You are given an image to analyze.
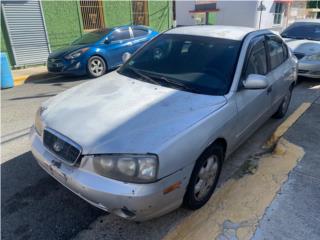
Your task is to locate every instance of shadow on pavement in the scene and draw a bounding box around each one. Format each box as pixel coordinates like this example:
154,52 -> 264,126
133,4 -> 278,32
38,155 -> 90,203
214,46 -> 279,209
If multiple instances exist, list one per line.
1,151 -> 105,240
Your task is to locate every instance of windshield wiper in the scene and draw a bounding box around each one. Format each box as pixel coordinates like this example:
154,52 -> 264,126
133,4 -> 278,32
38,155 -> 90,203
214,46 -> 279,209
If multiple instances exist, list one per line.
145,73 -> 199,93
126,67 -> 160,85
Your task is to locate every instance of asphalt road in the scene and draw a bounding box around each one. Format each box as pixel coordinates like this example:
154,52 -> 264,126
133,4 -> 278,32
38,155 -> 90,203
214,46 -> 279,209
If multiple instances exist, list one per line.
1,74 -> 320,240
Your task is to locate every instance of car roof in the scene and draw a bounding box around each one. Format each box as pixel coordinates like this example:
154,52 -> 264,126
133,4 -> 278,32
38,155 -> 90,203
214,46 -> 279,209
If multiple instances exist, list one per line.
165,25 -> 256,40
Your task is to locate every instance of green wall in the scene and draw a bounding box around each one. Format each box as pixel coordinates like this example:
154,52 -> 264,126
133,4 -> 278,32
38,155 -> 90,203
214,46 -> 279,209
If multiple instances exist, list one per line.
148,0 -> 171,32
1,13 -> 14,65
42,0 -> 83,51
103,0 -> 132,27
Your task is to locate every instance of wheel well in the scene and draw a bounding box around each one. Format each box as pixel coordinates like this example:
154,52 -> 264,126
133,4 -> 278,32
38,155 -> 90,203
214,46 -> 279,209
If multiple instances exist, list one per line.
211,138 -> 227,158
290,81 -> 295,90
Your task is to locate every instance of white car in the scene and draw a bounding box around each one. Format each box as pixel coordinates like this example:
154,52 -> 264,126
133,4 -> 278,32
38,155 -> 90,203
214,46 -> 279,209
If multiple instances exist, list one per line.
282,19 -> 320,79
31,26 -> 297,221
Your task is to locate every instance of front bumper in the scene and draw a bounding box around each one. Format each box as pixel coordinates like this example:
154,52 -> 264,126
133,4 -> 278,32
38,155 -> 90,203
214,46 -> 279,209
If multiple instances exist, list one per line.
30,127 -> 187,221
47,58 -> 87,76
298,60 -> 320,79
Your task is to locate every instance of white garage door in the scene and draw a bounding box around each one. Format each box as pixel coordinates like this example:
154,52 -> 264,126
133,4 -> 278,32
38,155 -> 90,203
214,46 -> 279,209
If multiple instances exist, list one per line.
1,0 -> 50,66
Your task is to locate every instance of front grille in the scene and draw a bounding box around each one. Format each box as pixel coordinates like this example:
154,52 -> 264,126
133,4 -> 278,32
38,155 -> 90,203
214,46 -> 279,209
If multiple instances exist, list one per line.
43,129 -> 81,165
48,58 -> 62,63
294,53 -> 305,60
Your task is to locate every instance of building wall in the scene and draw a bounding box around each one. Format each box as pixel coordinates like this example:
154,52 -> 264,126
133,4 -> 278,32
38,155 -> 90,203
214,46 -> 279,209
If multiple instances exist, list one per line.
42,1 -> 83,51
216,1 -> 258,28
289,0 -> 307,24
176,0 -> 196,26
148,0 -> 171,32
103,0 -> 132,27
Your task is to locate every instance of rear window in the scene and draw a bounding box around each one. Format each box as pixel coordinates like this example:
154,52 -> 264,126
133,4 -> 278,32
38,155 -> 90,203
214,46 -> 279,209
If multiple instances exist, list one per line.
281,22 -> 320,41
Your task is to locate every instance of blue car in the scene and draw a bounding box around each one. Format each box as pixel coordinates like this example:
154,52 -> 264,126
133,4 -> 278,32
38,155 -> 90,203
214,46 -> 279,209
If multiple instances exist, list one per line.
47,25 -> 158,78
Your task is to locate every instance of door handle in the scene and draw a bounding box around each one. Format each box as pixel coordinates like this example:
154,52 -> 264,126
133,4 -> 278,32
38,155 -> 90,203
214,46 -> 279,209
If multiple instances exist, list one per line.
267,86 -> 272,94
127,42 -> 133,46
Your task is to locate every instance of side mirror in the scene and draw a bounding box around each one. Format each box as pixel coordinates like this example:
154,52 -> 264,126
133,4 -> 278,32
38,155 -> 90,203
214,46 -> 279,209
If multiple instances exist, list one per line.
243,74 -> 268,90
122,52 -> 131,63
104,38 -> 110,44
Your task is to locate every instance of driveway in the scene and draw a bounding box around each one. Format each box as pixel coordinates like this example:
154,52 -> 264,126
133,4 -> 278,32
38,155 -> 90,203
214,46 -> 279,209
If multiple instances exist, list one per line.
1,75 -> 320,240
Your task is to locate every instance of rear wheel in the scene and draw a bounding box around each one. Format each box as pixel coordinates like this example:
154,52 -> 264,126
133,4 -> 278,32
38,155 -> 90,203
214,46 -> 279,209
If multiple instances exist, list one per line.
272,87 -> 292,119
183,145 -> 223,209
87,56 -> 107,78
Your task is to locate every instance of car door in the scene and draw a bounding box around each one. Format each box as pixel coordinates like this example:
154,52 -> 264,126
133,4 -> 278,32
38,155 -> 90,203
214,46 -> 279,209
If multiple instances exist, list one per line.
131,26 -> 150,52
234,35 -> 273,142
265,35 -> 293,109
104,27 -> 134,67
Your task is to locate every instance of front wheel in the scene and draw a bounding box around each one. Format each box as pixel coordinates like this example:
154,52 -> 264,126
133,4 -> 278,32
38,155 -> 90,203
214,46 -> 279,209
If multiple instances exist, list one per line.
183,145 -> 223,210
272,87 -> 292,119
87,56 -> 107,78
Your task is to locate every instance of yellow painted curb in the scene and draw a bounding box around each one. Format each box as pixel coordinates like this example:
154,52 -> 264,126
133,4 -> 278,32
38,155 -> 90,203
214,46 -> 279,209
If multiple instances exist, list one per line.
14,75 -> 29,86
164,103 -> 311,240
264,102 -> 311,149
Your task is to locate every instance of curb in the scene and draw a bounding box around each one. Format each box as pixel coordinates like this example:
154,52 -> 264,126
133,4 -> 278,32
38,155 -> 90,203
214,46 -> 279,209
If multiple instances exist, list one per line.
13,75 -> 29,86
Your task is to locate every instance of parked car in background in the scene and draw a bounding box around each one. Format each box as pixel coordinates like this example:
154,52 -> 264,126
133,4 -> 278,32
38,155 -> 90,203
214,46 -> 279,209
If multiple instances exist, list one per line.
282,19 -> 320,79
47,25 -> 158,78
31,26 -> 297,221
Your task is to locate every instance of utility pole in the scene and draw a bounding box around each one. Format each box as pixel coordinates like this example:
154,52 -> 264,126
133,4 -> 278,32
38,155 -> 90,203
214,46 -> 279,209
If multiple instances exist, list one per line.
257,1 -> 266,29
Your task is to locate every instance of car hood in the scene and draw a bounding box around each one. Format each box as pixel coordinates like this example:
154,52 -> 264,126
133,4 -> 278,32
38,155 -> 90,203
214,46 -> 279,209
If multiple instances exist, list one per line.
48,44 -> 90,58
42,71 -> 227,154
284,38 -> 320,55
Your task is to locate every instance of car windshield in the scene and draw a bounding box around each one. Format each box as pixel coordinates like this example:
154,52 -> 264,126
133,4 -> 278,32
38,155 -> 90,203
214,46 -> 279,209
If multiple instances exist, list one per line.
72,29 -> 112,45
281,23 -> 320,41
118,34 -> 242,95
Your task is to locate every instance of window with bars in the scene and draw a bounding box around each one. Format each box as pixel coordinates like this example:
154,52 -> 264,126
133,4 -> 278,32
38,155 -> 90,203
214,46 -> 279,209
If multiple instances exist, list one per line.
273,2 -> 284,25
80,0 -> 105,31
132,0 -> 149,25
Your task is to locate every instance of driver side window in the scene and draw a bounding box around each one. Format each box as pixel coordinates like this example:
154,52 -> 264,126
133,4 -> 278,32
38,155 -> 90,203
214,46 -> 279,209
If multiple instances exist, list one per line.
109,28 -> 131,42
244,38 -> 268,79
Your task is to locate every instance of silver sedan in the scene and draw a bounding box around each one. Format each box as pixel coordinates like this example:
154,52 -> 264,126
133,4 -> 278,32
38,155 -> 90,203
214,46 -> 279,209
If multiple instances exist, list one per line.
282,19 -> 320,79
30,26 -> 297,221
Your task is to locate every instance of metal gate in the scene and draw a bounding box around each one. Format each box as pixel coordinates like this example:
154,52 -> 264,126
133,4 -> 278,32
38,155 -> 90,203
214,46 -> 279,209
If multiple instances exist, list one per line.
1,0 -> 50,66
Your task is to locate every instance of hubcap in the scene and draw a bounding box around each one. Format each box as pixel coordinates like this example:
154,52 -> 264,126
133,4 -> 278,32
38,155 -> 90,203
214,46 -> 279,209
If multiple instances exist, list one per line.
194,155 -> 219,201
90,58 -> 104,76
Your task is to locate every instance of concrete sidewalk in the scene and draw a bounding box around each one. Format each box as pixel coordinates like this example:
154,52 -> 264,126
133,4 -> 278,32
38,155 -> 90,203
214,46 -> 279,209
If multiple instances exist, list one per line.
253,98 -> 320,240
12,65 -> 51,86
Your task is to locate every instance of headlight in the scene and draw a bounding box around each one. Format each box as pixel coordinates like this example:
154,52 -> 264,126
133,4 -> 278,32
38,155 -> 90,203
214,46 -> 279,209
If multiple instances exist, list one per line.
34,106 -> 46,136
303,53 -> 320,61
83,154 -> 158,183
65,47 -> 89,60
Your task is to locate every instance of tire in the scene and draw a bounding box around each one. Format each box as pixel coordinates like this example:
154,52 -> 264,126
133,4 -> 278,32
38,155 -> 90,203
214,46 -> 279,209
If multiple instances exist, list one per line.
272,86 -> 293,119
87,56 -> 107,78
183,145 -> 223,210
